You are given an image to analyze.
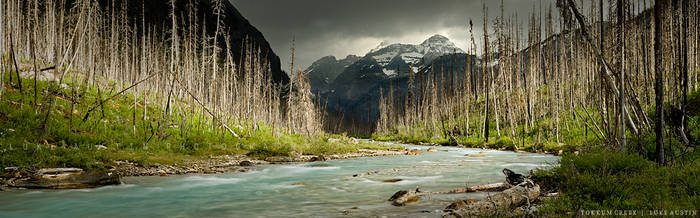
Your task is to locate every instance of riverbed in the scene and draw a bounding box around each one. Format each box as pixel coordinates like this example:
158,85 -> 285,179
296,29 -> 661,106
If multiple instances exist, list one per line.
0,143 -> 559,217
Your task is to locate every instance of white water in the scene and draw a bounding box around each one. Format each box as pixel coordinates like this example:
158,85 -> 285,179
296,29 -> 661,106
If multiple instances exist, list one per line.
0,143 -> 559,217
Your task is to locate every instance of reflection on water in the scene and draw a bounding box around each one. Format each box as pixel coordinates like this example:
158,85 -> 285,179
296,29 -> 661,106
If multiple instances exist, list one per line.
0,143 -> 559,218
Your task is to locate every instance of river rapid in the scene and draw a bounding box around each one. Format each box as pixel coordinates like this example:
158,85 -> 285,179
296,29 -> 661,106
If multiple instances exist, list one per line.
0,143 -> 559,217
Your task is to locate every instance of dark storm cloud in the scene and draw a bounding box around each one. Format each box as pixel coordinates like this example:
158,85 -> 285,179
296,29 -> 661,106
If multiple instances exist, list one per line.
229,0 -> 566,72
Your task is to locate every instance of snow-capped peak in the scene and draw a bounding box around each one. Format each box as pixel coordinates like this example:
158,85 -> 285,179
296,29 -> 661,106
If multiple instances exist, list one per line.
370,40 -> 392,53
419,34 -> 464,56
367,35 -> 465,73
421,34 -> 451,45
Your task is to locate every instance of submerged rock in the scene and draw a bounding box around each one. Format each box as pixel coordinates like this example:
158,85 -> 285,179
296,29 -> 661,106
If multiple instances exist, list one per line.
382,179 -> 403,183
291,182 -> 307,186
427,147 -> 438,152
465,154 -> 486,157
307,163 -> 331,168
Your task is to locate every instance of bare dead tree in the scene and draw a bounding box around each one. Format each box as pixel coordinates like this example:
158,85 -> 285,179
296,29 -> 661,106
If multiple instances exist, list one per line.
654,0 -> 666,165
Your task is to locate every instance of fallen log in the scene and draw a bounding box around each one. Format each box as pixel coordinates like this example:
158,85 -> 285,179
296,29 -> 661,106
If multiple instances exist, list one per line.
435,182 -> 511,194
388,182 -> 511,206
6,169 -> 120,189
443,180 -> 541,217
388,168 -> 524,206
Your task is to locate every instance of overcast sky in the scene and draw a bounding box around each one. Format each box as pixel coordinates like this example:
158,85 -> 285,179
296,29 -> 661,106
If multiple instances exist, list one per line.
230,0 -> 593,71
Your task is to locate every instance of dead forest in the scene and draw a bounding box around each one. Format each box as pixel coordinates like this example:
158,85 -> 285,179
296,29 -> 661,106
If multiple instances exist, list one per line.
0,0 -> 324,141
376,0 -> 698,164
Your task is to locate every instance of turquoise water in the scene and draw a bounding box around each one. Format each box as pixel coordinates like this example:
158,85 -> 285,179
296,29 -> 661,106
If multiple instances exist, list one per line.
0,143 -> 559,217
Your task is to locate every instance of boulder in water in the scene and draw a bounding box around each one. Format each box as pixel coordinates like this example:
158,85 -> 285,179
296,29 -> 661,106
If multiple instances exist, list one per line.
388,189 -> 421,206
406,149 -> 421,155
310,155 -> 326,162
427,147 -> 438,152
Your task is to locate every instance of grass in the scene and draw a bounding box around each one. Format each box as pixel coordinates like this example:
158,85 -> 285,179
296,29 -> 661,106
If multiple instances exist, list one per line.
0,72 -> 398,173
371,115 -> 595,154
532,148 -> 700,214
529,89 -> 700,215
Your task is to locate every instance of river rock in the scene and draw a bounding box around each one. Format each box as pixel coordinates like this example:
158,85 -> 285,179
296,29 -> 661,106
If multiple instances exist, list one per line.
427,147 -> 438,152
310,155 -> 326,162
239,160 -> 253,166
157,170 -> 168,177
388,189 -> 421,206
265,156 -> 294,163
406,149 -> 421,155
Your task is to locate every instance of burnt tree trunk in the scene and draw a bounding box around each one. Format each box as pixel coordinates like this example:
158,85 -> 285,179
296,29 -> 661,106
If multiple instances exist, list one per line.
654,0 -> 666,165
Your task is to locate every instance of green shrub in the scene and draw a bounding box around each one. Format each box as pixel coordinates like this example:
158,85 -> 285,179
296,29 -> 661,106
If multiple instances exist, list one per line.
539,149 -> 700,214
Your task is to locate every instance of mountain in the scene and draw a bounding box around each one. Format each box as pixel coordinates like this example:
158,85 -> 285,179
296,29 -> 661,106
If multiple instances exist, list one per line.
306,55 -> 361,92
307,34 -> 469,129
362,34 -> 465,77
75,0 -> 289,84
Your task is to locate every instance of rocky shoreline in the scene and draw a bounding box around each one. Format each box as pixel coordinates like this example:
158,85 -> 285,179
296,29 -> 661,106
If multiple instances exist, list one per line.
1,148 -> 419,191
113,148 -> 416,177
